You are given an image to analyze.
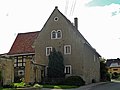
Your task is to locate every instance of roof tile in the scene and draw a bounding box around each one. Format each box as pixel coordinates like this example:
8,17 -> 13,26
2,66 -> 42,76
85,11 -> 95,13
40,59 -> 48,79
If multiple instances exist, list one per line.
8,31 -> 40,55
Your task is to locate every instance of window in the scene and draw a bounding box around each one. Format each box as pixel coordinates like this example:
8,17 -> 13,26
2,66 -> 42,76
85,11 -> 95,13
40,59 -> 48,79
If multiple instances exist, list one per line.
113,69 -> 118,71
46,47 -> 52,56
65,65 -> 72,75
64,45 -> 71,54
57,30 -> 62,39
54,17 -> 59,21
14,56 -> 26,67
14,63 -> 17,67
51,30 -> 62,39
51,30 -> 56,39
18,63 -> 22,66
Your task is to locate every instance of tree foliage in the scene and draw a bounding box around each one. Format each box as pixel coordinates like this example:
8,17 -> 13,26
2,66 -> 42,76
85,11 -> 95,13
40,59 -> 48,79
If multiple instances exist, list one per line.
0,70 -> 2,80
100,60 -> 111,81
47,48 -> 65,78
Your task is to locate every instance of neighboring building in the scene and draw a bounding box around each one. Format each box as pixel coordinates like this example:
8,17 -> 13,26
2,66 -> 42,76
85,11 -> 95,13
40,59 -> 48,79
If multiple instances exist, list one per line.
6,6 -> 101,84
7,31 -> 40,82
106,58 -> 120,74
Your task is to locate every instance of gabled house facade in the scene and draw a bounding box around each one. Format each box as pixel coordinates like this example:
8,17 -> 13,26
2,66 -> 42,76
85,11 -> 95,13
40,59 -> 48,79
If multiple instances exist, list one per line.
34,6 -> 101,84
6,6 -> 101,84
106,58 -> 120,74
7,31 -> 40,82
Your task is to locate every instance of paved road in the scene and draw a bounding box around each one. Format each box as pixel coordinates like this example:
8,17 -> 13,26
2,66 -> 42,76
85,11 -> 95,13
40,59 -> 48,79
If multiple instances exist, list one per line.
89,82 -> 120,90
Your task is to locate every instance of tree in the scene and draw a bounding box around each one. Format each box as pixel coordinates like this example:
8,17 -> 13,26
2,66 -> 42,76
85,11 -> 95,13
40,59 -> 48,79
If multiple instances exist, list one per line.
47,48 -> 65,78
100,59 -> 111,81
0,70 -> 2,85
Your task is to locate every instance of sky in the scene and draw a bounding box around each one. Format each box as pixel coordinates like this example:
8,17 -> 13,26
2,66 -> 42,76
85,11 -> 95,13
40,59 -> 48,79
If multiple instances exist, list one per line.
0,0 -> 120,59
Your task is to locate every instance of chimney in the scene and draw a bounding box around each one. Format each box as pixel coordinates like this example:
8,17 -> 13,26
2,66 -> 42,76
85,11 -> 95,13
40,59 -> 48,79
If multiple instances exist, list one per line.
74,17 -> 78,30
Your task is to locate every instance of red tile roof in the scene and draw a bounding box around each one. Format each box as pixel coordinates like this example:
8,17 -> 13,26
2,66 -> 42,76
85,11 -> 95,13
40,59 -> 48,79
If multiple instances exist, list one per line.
8,31 -> 40,55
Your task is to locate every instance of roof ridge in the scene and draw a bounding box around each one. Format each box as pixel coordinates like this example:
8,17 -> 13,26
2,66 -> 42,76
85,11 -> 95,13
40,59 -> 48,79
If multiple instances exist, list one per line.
18,31 -> 40,34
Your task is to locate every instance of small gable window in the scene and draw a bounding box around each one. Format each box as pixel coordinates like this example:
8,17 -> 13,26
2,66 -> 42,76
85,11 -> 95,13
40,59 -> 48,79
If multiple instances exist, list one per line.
64,45 -> 71,54
46,47 -> 52,56
54,17 -> 59,21
51,30 -> 62,39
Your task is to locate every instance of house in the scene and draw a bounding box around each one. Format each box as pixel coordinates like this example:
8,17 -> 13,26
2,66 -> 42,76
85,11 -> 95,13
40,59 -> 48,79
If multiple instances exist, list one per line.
6,6 -> 101,84
106,58 -> 120,74
7,31 -> 40,82
33,6 -> 101,84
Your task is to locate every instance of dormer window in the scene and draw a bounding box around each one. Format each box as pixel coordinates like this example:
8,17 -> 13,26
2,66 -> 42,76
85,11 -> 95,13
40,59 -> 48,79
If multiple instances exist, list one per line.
51,30 -> 62,39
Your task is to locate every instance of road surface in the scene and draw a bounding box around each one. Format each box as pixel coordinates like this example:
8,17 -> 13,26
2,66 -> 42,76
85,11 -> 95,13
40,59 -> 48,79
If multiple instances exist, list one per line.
89,82 -> 120,90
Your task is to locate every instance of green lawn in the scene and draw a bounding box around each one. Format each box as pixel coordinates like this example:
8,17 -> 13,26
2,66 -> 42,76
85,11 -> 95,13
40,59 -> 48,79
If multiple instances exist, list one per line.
0,83 -> 79,90
0,88 -> 16,90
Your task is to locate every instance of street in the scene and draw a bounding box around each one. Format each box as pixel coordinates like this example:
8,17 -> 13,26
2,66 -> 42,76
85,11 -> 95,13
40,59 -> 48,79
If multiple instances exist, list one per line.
89,82 -> 120,90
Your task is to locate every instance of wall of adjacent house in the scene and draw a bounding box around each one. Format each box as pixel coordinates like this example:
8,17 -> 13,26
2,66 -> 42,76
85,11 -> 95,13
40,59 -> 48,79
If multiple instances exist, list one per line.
83,44 -> 100,84
0,57 -> 14,85
108,67 -> 120,74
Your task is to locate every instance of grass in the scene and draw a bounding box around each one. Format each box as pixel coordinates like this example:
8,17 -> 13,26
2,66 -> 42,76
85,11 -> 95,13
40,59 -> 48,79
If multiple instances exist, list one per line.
0,88 -> 16,90
0,83 -> 79,90
13,82 -> 25,88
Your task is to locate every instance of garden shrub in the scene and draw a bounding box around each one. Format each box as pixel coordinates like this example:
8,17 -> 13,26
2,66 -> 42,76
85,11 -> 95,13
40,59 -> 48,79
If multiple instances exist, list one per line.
112,72 -> 119,79
106,73 -> 111,81
64,76 -> 85,86
43,77 -> 65,85
3,84 -> 13,88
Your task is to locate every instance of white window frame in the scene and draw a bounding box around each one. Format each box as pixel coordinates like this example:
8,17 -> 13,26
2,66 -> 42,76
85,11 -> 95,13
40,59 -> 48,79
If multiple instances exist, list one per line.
65,65 -> 72,75
51,30 -> 62,39
64,45 -> 71,54
57,30 -> 62,39
51,30 -> 56,39
54,17 -> 59,21
46,47 -> 52,56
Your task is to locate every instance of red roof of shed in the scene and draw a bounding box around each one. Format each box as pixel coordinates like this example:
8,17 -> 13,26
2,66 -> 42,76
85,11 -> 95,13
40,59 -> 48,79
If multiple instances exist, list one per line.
8,31 -> 40,55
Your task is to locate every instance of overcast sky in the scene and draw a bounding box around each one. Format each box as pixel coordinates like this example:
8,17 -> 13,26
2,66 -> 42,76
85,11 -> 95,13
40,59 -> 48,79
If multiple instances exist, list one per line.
0,0 -> 120,59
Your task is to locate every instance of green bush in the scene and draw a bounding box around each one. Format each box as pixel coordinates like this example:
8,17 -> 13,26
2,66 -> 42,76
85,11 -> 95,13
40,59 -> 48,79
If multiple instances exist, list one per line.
64,76 -> 85,86
3,84 -> 13,88
13,82 -> 25,88
43,78 -> 65,85
106,73 -> 111,81
112,72 -> 119,79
